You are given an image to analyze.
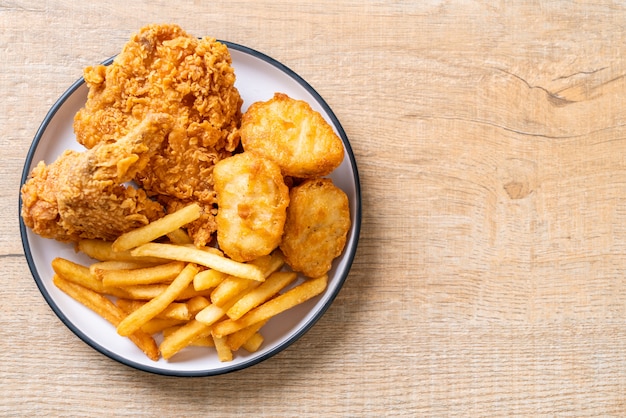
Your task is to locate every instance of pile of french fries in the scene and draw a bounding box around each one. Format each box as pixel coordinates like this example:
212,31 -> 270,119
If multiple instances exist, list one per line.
51,203 -> 328,362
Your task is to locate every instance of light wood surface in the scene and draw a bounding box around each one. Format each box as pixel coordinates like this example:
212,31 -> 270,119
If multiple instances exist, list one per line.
3,1 -> 626,416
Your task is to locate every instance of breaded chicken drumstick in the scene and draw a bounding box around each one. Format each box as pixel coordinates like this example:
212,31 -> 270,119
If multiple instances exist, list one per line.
21,113 -> 174,242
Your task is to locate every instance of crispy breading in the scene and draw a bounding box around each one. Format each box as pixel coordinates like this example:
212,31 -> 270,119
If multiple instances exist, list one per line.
240,93 -> 344,178
73,23 -> 243,245
21,113 -> 173,242
280,178 -> 351,278
213,152 -> 290,262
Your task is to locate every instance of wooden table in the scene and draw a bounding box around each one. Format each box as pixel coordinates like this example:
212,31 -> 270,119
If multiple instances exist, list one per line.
3,1 -> 626,416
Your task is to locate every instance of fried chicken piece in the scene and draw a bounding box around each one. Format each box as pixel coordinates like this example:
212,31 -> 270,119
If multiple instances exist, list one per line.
213,152 -> 290,262
280,178 -> 351,278
21,113 -> 174,242
73,23 -> 243,246
240,93 -> 344,178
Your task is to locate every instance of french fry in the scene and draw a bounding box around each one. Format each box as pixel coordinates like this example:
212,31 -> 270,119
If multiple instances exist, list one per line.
115,284 -> 170,300
195,303 -> 227,326
161,325 -> 214,347
118,283 -> 212,301
147,301 -> 190,321
213,335 -> 233,362
196,283 -> 253,325
166,228 -> 193,245
227,319 -> 269,351
252,251 -> 285,277
77,239 -> 120,261
116,299 -> 191,321
99,261 -> 186,287
77,239 -> 166,263
52,274 -> 159,361
226,271 -> 297,320
198,261 -> 288,326
140,318 -> 185,335
212,275 -> 328,338
159,319 -> 212,360
210,276 -> 260,307
117,263 -> 198,336
90,260 -> 157,276
131,243 -> 264,281
186,296 -> 211,315
193,269 -> 229,291
52,257 -> 129,299
162,325 -> 182,337
191,336 -> 215,347
208,253 -> 284,306
241,332 -> 264,353
161,327 -> 215,348
189,244 -> 224,257
171,285 -> 215,301
52,257 -> 105,293
53,274 -> 119,324
112,203 -> 201,252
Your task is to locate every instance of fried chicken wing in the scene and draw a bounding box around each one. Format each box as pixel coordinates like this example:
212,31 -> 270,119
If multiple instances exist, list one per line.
240,93 -> 344,179
280,178 -> 351,278
73,23 -> 243,246
213,152 -> 289,262
21,113 -> 173,242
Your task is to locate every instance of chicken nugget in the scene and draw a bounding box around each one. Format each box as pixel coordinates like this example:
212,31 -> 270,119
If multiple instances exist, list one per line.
214,152 -> 290,262
240,93 -> 344,178
280,178 -> 351,278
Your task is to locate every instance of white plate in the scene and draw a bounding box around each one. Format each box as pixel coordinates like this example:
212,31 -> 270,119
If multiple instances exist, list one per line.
19,41 -> 361,376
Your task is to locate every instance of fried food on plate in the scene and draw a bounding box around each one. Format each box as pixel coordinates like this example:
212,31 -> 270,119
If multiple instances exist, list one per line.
24,22 -> 356,364
21,113 -> 173,242
73,23 -> 243,246
280,178 -> 351,278
213,152 -> 290,262
240,93 -> 344,178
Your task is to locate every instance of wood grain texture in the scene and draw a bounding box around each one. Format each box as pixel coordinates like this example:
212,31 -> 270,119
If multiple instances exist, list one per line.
3,1 -> 626,416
